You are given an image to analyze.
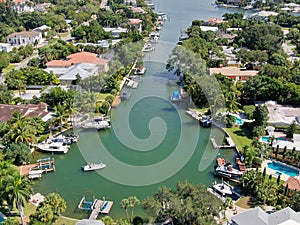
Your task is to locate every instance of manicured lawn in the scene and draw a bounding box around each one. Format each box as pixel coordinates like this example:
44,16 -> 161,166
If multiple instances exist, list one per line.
225,126 -> 252,152
235,196 -> 251,209
54,216 -> 79,225
97,93 -> 111,101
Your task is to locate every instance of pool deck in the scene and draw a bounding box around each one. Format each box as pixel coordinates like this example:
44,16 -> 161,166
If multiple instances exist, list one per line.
261,160 -> 300,182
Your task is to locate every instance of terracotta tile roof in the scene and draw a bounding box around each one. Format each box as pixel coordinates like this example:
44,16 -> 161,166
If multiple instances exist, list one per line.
0,102 -> 48,122
129,18 -> 142,25
131,7 -> 146,13
46,51 -> 108,68
284,177 -> 300,191
209,66 -> 258,77
208,17 -> 225,24
7,31 -> 40,39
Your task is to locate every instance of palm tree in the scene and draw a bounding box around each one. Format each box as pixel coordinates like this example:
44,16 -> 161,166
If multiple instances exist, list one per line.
42,193 -> 67,218
3,174 -> 32,225
120,198 -> 130,221
128,196 -> 140,222
225,92 -> 241,113
53,104 -> 70,131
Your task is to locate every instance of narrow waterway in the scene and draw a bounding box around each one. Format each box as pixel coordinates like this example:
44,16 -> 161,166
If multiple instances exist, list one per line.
33,0 -> 243,219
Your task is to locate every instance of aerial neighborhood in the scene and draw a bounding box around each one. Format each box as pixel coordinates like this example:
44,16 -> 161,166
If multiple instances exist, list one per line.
0,0 -> 300,224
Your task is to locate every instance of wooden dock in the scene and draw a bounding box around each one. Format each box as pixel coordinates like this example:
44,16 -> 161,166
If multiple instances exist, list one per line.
88,199 -> 113,220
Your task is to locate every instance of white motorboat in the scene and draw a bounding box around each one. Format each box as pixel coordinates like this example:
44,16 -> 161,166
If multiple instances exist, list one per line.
35,142 -> 70,154
81,162 -> 106,171
215,164 -> 243,177
82,121 -> 111,130
212,181 -> 233,196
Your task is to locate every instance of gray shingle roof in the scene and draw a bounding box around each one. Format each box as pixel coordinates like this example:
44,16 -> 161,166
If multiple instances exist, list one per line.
231,207 -> 300,225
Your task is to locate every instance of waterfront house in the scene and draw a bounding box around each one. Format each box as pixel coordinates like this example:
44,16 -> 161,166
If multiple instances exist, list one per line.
58,63 -> 99,85
209,66 -> 258,82
230,206 -> 300,225
6,31 -> 42,46
124,0 -> 136,5
129,19 -> 143,33
0,102 -> 51,122
34,3 -> 52,12
46,51 -> 109,72
103,27 -> 128,38
0,43 -> 13,52
131,6 -> 147,14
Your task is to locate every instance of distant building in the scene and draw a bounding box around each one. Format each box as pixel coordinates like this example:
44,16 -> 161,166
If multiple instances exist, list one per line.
33,25 -> 51,36
131,6 -> 147,13
209,66 -> 258,81
34,3 -> 52,12
103,27 -> 128,38
230,206 -> 300,225
284,176 -> 300,191
124,0 -> 136,5
0,102 -> 51,122
6,31 -> 42,46
207,17 -> 225,24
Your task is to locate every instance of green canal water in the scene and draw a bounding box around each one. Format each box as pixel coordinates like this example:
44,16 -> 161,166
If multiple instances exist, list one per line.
33,0 -> 243,219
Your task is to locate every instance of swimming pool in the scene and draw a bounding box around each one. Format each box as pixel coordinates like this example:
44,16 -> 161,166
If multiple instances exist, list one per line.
261,136 -> 286,143
0,212 -> 7,224
268,161 -> 299,177
233,115 -> 244,125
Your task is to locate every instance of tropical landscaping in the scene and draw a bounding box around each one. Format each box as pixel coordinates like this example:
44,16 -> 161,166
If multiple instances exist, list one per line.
1,0 -> 300,224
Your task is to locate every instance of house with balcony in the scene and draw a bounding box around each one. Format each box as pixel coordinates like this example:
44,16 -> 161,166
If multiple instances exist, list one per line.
6,31 -> 42,46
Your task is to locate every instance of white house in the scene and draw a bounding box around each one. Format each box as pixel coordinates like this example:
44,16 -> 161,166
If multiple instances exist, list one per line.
6,31 -> 42,46
0,43 -> 13,52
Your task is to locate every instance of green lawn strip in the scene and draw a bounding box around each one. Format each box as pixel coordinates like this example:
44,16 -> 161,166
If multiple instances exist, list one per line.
54,216 -> 79,225
225,127 -> 252,152
2,64 -> 17,73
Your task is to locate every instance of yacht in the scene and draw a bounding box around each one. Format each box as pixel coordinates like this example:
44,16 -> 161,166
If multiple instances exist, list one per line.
35,142 -> 70,154
212,181 -> 232,196
215,163 -> 243,178
81,161 -> 106,171
82,120 -> 111,130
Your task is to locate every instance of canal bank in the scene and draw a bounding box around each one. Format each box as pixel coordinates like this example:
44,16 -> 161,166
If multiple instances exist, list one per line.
33,0 -> 243,220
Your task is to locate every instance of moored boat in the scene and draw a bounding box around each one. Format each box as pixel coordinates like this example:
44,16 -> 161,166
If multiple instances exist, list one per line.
35,142 -> 70,154
212,181 -> 232,196
215,163 -> 243,177
81,162 -> 106,171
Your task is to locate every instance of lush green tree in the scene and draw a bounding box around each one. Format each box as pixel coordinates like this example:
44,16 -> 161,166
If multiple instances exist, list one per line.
2,174 -> 32,224
0,51 -> 9,72
239,23 -> 283,54
120,198 -> 130,221
290,191 -> 300,212
5,143 -> 31,166
286,121 -> 299,138
142,181 -> 222,224
253,105 -> 269,128
41,87 -> 74,109
243,105 -> 255,120
0,84 -> 13,104
128,196 -> 140,223
268,53 -> 287,66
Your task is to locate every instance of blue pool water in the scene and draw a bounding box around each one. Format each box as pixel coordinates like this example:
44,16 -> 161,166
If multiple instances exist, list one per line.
233,115 -> 244,125
268,161 -> 299,177
261,136 -> 286,143
0,212 -> 6,224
